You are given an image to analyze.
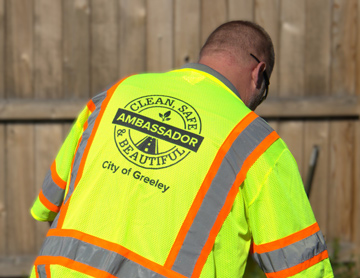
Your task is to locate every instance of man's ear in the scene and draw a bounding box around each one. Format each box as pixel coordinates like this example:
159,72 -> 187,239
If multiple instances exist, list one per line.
252,62 -> 266,89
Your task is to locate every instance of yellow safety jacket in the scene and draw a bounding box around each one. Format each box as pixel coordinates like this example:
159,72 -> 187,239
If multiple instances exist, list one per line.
30,64 -> 334,278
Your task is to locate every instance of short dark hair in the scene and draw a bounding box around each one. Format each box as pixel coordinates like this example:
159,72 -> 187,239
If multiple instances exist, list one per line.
200,21 -> 275,76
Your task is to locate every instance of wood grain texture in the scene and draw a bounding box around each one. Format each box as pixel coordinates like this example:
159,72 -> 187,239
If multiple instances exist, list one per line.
6,124 -> 36,255
119,0 -> 146,77
0,125 -> 5,255
146,0 -> 174,72
0,0 -> 4,98
356,0 -> 360,97
328,121 -> 355,241
5,0 -> 34,98
90,0 -> 119,96
63,0 -> 91,99
0,99 -> 85,120
228,0 -> 254,21
34,0 -> 63,99
0,0 -> 3,254
174,0 -> 201,68
0,97 -> 358,121
304,121 -> 330,236
255,0 -> 280,96
304,0 -> 331,96
278,0 -> 305,97
354,119 -> 360,269
356,1 -> 360,270
200,0 -> 227,45
331,0 -> 357,96
256,96 -> 360,118
34,124 -> 63,250
277,121 -> 305,177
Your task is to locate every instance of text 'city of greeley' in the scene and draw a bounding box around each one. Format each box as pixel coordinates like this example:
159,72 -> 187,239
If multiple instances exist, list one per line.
112,109 -> 204,152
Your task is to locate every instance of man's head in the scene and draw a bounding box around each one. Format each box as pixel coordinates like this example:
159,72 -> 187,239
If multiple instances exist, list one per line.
198,21 -> 275,111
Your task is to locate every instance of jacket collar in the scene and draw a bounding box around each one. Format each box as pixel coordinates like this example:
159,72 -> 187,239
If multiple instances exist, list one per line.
181,63 -> 241,100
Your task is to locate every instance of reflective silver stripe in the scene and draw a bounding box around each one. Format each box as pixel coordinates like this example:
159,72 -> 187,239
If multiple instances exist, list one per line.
64,91 -> 107,204
51,210 -> 59,228
253,231 -> 327,274
37,264 -> 47,278
40,236 -> 167,278
51,92 -> 108,229
41,170 -> 65,207
172,117 -> 274,277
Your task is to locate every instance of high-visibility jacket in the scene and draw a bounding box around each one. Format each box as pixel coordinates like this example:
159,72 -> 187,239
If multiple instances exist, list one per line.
30,63 -> 334,278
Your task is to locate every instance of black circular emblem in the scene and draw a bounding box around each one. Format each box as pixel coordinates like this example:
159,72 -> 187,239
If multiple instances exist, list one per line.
112,95 -> 203,169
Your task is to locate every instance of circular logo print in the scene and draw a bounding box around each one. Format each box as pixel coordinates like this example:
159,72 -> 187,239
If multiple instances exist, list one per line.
112,95 -> 203,169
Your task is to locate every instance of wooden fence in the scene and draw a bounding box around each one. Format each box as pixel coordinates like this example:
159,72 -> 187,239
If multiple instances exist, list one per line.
0,0 -> 359,276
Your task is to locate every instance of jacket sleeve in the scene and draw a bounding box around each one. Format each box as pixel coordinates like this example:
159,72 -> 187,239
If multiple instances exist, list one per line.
30,101 -> 95,222
243,139 -> 334,278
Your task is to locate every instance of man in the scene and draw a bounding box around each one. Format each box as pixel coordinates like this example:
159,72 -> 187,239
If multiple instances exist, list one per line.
30,21 -> 334,277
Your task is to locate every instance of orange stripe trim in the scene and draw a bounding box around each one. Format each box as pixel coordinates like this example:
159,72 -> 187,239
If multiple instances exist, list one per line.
237,131 -> 279,184
45,229 -> 187,278
191,130 -> 280,277
83,120 -> 88,132
56,76 -> 130,229
164,111 -> 258,268
35,265 -> 39,278
253,222 -> 320,254
73,79 -> 125,189
265,250 -> 329,278
87,99 -> 96,113
45,264 -> 51,277
39,190 -> 60,213
50,161 -> 67,190
35,256 -> 118,278
56,137 -> 82,225
55,199 -> 69,229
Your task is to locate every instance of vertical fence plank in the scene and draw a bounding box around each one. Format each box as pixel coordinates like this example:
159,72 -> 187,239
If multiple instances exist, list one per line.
119,0 -> 146,77
277,122 -> 305,177
228,0 -> 254,21
146,0 -> 174,72
200,0 -> 227,45
174,0 -> 200,68
0,0 -> 4,98
0,125 -> 5,255
304,121 -> 330,236
255,0 -> 280,96
91,0 -> 119,96
34,124 -> 63,250
354,119 -> 360,269
34,0 -> 62,99
279,0 -> 305,97
331,0 -> 357,96
355,6 -> 360,270
328,121 -> 355,243
277,0 -> 305,179
5,0 -> 34,98
357,0 -> 360,97
304,0 -> 331,96
63,0 -> 91,99
6,124 -> 36,255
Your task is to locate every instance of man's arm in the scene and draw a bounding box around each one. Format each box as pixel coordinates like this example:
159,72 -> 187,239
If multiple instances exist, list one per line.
243,139 -> 334,277
30,102 -> 94,222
